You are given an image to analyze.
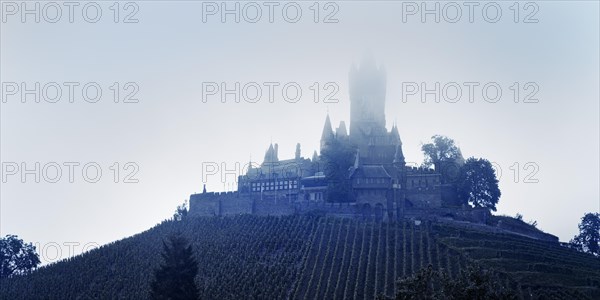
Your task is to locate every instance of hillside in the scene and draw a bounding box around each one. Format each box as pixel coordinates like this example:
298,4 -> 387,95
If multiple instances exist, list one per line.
1,215 -> 599,299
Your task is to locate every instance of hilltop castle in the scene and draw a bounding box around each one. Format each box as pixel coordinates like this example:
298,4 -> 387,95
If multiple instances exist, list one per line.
190,57 -> 481,222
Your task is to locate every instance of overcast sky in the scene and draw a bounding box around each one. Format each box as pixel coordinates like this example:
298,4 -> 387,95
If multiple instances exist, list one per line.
1,1 -> 598,264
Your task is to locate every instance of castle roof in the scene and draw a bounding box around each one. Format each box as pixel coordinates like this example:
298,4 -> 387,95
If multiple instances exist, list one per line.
349,165 -> 391,179
263,143 -> 279,163
336,121 -> 348,138
393,144 -> 405,165
390,124 -> 401,145
321,114 -> 334,141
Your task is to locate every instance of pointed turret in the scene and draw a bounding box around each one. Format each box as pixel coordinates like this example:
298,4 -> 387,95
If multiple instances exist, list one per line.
312,150 -> 319,162
320,114 -> 334,150
393,144 -> 405,167
354,149 -> 361,169
321,114 -> 334,141
336,121 -> 348,139
263,143 -> 279,164
390,124 -> 401,145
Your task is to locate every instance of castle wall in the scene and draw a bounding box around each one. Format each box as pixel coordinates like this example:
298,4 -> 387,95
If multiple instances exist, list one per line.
189,192 -> 252,217
405,188 -> 442,208
440,184 -> 461,207
189,194 -> 220,216
253,196 -> 295,216
220,194 -> 253,215
296,201 -> 360,217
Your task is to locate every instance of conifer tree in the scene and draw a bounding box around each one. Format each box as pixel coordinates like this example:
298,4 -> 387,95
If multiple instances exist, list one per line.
150,234 -> 200,300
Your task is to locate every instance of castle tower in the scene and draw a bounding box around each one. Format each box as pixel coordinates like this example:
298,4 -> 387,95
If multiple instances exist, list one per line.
349,54 -> 387,144
295,143 -> 301,160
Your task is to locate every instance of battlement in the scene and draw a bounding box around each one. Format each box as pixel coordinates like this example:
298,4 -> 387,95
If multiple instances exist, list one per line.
406,166 -> 436,173
190,191 -> 238,200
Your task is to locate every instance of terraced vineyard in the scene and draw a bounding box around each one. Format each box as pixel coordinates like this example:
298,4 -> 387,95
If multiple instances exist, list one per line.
292,218 -> 468,299
1,215 -> 599,299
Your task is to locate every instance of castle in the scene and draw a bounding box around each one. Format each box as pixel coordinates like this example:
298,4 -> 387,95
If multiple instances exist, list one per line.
190,57 -> 483,222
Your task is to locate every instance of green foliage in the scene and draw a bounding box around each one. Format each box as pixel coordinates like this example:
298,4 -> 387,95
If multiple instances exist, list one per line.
570,213 -> 600,256
421,135 -> 464,184
0,235 -> 40,278
380,264 -> 518,300
440,264 -> 518,300
457,157 -> 501,211
173,200 -> 189,221
391,265 -> 438,300
320,138 -> 356,202
150,234 -> 199,299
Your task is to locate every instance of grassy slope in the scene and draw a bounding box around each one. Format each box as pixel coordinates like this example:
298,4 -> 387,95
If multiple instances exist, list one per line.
1,215 -> 599,299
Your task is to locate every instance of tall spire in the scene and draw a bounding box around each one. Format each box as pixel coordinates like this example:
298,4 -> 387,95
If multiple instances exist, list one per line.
263,143 -> 279,164
393,144 -> 405,166
354,149 -> 361,169
321,114 -> 334,141
320,114 -> 334,151
336,121 -> 348,139
390,124 -> 401,145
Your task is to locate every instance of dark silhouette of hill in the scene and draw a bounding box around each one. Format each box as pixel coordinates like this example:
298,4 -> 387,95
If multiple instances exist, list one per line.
1,215 -> 599,299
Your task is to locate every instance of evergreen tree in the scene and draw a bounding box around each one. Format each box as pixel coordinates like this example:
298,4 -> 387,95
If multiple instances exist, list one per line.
150,234 -> 200,300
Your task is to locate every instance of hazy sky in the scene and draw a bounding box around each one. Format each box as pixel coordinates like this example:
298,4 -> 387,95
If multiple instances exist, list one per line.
1,1 -> 598,264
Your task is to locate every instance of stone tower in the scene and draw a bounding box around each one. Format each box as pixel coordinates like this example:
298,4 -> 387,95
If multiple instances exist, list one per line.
348,55 -> 397,165
348,54 -> 387,147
